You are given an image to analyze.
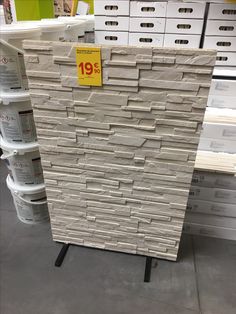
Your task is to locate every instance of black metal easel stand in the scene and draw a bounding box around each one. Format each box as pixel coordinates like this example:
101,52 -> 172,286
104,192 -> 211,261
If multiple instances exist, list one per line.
55,243 -> 70,267
55,243 -> 154,282
144,256 -> 152,282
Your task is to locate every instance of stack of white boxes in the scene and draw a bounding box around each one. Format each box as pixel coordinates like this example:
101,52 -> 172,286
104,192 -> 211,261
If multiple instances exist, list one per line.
204,2 -> 236,68
184,171 -> 236,241
94,1 -> 236,53
94,0 -> 130,45
186,1 -> 236,240
199,79 -> 236,154
94,1 -> 207,48
164,1 -> 205,49
185,77 -> 236,240
128,1 -> 166,46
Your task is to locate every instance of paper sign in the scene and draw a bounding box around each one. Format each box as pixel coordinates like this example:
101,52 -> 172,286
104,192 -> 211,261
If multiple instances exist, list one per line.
76,47 -> 102,86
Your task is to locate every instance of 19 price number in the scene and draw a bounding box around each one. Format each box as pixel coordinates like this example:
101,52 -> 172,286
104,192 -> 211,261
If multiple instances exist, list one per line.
78,62 -> 100,76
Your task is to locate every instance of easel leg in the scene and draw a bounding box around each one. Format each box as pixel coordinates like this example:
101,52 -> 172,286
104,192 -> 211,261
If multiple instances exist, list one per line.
144,256 -> 152,282
55,243 -> 70,267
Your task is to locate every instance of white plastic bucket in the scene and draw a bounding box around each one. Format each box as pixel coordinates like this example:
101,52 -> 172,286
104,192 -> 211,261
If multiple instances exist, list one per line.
0,24 -> 41,50
6,175 -> 49,224
39,19 -> 66,41
58,17 -> 85,42
78,15 -> 95,43
0,41 -> 27,91
0,138 -> 43,186
0,91 -> 37,143
0,24 -> 40,91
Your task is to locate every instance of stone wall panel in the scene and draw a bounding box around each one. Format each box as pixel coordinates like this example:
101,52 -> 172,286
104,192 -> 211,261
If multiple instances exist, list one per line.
23,41 -> 215,261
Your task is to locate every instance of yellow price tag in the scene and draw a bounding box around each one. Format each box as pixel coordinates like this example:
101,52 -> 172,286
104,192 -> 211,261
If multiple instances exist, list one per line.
76,47 -> 102,86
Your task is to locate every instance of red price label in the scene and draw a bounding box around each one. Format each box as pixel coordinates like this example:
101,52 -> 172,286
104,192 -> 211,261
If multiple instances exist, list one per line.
78,62 -> 101,75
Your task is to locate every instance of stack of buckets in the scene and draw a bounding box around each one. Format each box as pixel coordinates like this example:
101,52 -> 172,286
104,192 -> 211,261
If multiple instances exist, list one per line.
0,24 -> 50,224
0,16 -> 95,224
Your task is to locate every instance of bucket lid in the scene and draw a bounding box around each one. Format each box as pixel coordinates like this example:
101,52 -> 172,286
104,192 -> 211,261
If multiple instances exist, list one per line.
39,19 -> 66,32
58,16 -> 85,25
0,137 -> 39,154
0,23 -> 41,36
0,91 -> 31,104
6,175 -> 46,194
78,15 -> 94,21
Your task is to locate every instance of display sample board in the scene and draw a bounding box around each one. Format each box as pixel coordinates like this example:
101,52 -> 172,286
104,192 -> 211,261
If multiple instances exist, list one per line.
23,41 -> 215,260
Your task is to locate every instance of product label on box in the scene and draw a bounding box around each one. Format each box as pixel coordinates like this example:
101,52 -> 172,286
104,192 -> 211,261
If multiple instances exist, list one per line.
19,109 -> 36,142
211,99 -> 222,107
215,82 -> 229,91
76,47 -> 102,86
0,55 -> 21,88
211,204 -> 225,214
210,141 -> 224,149
12,157 -> 35,184
0,110 -> 21,141
215,179 -> 231,189
223,129 -> 236,138
32,157 -> 43,183
215,190 -> 230,199
192,173 -> 205,184
187,203 -> 199,211
14,197 -> 33,221
0,109 -> 36,142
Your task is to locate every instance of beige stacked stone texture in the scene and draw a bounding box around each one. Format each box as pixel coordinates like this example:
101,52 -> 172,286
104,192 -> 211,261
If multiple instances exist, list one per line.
23,40 -> 216,261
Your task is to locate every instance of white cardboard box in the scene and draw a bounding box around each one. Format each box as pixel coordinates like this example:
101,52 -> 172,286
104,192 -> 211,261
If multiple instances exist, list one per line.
203,36 -> 236,52
164,34 -> 201,49
198,137 -> 236,154
210,79 -> 236,97
183,222 -> 236,241
94,1 -> 129,16
95,16 -> 129,31
192,171 -> 236,190
208,3 -> 236,20
165,18 -> 203,35
166,2 -> 206,19
207,95 -> 236,110
205,107 -> 236,120
95,30 -> 128,45
201,122 -> 236,142
129,32 -> 164,46
205,20 -> 236,37
187,199 -> 236,217
213,67 -> 236,78
129,17 -> 165,33
215,52 -> 236,67
185,212 -> 236,229
189,186 -> 236,204
130,1 -> 167,17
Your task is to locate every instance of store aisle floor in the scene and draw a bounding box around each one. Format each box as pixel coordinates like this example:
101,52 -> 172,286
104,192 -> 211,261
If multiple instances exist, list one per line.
0,161 -> 236,314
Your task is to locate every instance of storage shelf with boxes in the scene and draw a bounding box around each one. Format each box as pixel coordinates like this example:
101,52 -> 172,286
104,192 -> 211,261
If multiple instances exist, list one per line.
204,2 -> 236,69
187,70 -> 236,241
94,0 -> 208,48
184,171 -> 236,241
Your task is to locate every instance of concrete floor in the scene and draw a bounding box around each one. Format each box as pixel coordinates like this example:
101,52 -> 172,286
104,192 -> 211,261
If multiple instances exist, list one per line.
1,161 -> 236,314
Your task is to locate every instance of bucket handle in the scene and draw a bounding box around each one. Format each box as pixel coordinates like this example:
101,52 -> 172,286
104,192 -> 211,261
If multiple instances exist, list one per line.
0,39 -> 24,55
1,150 -> 18,160
66,23 -> 84,30
13,190 -> 47,205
